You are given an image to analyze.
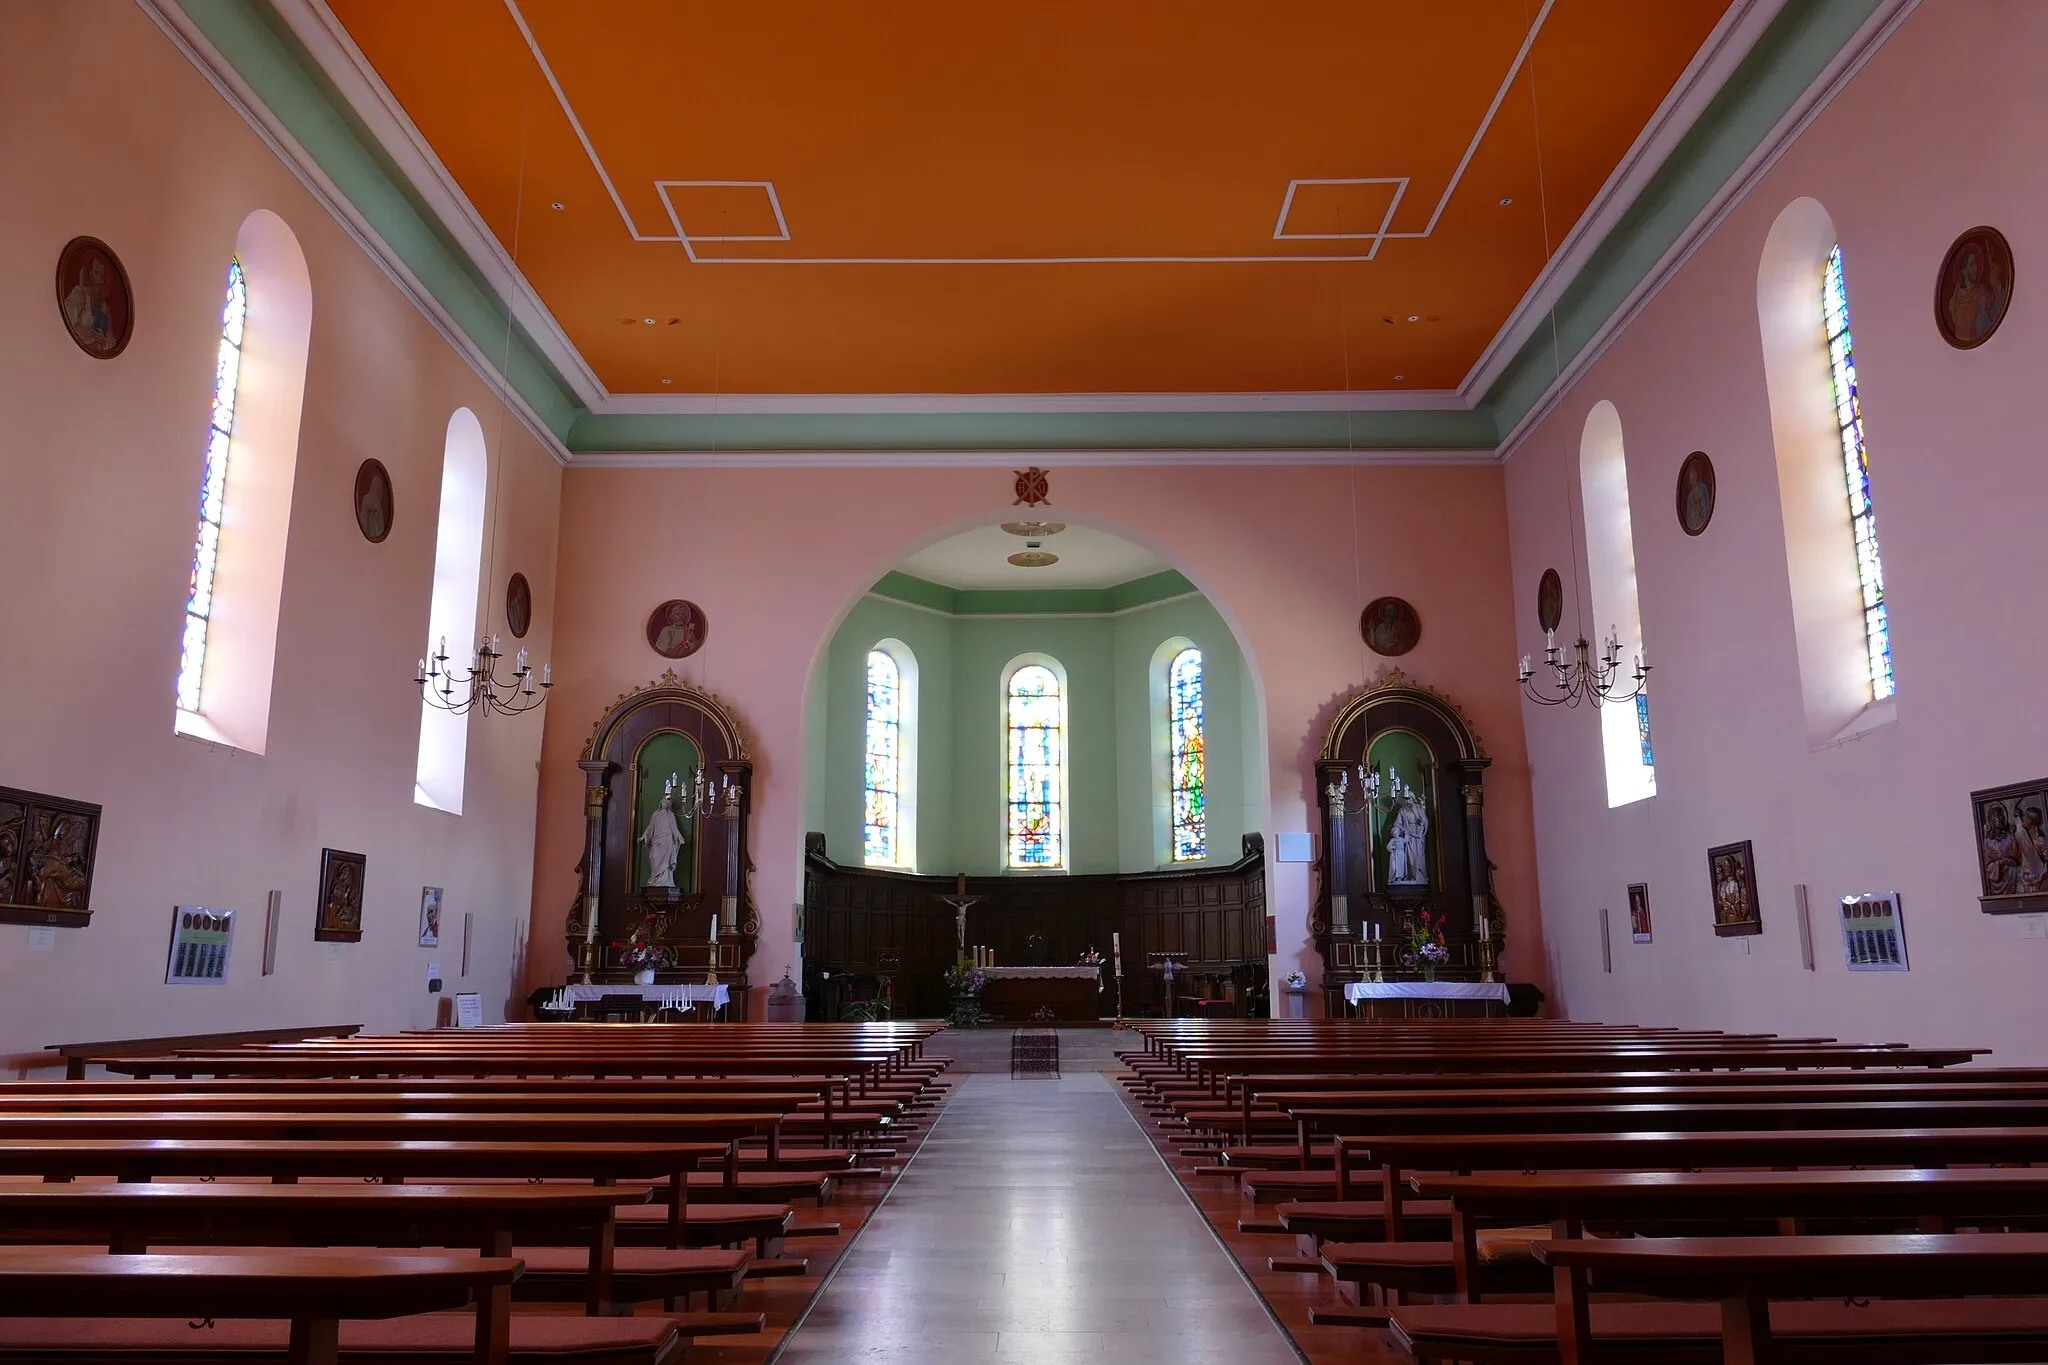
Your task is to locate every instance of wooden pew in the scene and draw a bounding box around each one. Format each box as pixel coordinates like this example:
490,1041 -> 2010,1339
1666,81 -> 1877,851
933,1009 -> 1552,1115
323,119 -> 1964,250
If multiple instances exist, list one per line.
0,1249 -> 525,1365
43,1024 -> 362,1080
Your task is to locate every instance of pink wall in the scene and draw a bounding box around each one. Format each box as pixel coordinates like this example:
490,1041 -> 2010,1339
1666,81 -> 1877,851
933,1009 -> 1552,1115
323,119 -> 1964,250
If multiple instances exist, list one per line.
0,0 -> 561,1068
1503,0 -> 2048,1058
536,463 -> 1543,1006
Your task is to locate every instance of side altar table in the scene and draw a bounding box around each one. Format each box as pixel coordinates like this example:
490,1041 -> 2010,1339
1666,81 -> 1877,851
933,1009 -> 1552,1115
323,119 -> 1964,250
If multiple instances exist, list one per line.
1344,980 -> 1508,1019
977,966 -> 1104,1022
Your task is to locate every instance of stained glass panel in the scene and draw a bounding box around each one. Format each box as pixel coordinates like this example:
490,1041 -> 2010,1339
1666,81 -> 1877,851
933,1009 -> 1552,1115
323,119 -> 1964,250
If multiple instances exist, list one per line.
1635,693 -> 1656,772
1824,246 -> 1893,701
1168,648 -> 1206,861
1006,664 -> 1064,868
177,258 -> 245,717
863,650 -> 902,865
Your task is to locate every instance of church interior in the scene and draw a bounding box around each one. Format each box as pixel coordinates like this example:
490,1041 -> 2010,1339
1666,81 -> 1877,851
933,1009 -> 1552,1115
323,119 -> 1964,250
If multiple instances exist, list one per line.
5,1 -> 2048,1361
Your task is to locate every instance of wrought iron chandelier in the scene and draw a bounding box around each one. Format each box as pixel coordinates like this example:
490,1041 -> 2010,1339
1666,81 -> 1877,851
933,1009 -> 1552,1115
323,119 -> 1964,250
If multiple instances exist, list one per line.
1518,627 -> 1649,709
418,635 -> 552,717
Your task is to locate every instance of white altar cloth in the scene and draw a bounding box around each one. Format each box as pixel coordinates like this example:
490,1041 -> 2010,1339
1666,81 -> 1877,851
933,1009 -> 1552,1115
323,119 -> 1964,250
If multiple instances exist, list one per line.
544,983 -> 731,1012
979,966 -> 1103,980
1345,981 -> 1509,1004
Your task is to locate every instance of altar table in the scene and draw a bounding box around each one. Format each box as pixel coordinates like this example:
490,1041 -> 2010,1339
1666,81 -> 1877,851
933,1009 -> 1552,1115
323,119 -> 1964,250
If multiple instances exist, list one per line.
543,983 -> 731,1017
1343,980 -> 1508,1019
976,966 -> 1103,1022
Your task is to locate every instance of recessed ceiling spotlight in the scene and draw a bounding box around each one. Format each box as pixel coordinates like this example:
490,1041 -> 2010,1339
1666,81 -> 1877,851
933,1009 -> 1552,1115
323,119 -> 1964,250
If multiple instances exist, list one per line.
1394,374 -> 1406,381
1499,197 -> 1513,206
660,378 -> 673,385
1407,315 -> 1420,322
643,318 -> 656,325
551,201 -> 565,211
1008,551 -> 1059,569
1000,521 -> 1067,537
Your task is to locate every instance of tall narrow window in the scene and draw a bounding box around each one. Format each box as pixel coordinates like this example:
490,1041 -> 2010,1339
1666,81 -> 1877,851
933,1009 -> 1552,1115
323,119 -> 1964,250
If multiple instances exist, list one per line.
864,650 -> 903,865
176,259 -> 245,717
1823,246 -> 1893,702
1005,661 -> 1067,869
1168,647 -> 1206,861
414,409 -> 488,814
1579,401 -> 1655,806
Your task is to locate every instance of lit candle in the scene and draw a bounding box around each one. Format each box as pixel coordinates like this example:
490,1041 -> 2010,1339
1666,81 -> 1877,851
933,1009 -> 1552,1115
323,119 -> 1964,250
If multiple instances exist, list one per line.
709,916 -> 718,942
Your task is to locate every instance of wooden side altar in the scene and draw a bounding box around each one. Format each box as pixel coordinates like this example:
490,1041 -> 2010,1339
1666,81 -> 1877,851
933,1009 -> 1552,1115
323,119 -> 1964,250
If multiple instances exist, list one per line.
1312,671 -> 1508,1016
562,672 -> 758,1014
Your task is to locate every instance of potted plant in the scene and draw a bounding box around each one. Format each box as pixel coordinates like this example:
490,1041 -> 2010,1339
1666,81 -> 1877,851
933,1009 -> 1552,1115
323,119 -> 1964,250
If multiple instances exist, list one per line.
943,961 -> 988,1028
613,911 -> 675,986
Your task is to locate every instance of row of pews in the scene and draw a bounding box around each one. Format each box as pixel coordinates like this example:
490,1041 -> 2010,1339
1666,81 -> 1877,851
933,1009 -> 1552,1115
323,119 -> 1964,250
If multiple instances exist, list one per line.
0,1020 -> 950,1364
1117,1018 -> 2048,1363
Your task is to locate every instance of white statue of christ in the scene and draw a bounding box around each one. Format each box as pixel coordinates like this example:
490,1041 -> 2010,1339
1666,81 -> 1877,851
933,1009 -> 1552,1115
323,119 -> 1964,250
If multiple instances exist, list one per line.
639,774 -> 686,889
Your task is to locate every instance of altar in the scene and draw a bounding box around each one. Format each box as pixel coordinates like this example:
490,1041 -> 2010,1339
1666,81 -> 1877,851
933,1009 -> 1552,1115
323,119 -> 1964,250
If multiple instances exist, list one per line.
1343,980 -> 1508,1019
977,965 -> 1103,1022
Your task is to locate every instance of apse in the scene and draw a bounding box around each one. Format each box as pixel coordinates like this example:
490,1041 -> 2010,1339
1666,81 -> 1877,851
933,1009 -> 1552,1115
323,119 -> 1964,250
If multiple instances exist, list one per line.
803,521 -> 1258,877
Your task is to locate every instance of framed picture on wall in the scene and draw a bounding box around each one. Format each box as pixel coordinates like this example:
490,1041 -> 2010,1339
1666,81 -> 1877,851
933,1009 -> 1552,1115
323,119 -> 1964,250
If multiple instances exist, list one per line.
315,848 -> 366,943
1707,840 -> 1761,937
1627,882 -> 1652,943
1969,778 -> 2048,914
419,887 -> 442,948
1840,892 -> 1908,970
166,906 -> 234,984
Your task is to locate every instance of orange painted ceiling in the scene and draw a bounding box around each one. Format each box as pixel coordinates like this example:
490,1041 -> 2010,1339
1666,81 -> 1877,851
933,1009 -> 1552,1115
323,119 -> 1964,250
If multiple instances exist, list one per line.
327,0 -> 1730,396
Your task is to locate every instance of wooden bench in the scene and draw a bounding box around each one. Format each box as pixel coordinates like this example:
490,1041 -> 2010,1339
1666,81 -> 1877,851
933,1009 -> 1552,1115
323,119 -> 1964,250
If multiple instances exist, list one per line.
44,1025 -> 362,1080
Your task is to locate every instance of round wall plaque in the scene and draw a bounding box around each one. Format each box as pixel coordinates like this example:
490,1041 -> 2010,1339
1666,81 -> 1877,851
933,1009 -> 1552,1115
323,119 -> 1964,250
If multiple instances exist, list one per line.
54,236 -> 134,359
646,599 -> 707,659
353,459 -> 394,543
1536,569 -> 1563,633
1675,451 -> 1715,537
505,572 -> 533,639
1360,596 -> 1421,657
1934,225 -> 2013,350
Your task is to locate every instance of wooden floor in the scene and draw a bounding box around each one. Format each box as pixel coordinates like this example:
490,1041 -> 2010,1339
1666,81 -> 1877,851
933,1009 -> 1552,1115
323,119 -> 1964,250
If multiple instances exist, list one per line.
1110,1065 -> 1403,1365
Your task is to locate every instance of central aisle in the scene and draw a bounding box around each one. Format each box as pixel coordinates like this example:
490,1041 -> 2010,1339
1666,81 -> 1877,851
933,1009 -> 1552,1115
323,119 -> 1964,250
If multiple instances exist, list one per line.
773,1070 -> 1302,1364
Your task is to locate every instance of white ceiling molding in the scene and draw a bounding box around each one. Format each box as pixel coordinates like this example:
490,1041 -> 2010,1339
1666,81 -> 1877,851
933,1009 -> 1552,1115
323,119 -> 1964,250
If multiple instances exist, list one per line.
565,447 -> 1501,470
135,0 -> 572,466
1493,0 -> 1919,462
269,0 -> 608,408
1455,0 -> 1786,403
589,389 -> 1473,417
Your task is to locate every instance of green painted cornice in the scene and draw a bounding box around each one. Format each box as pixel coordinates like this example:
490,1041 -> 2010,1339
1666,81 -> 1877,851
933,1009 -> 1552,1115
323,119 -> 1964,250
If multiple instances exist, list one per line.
871,570 -> 1196,616
1482,0 -> 1887,437
174,0 -> 581,439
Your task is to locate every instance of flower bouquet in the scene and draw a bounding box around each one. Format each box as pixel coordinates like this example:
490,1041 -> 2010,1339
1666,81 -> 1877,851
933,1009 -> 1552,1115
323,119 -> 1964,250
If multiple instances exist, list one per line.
1282,969 -> 1308,990
1401,910 -> 1450,980
613,911 -> 675,984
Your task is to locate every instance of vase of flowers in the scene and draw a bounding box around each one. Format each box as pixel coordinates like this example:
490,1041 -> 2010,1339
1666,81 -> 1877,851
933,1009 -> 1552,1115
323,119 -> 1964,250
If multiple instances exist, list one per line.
944,961 -> 989,1028
613,911 -> 674,986
1402,910 -> 1450,982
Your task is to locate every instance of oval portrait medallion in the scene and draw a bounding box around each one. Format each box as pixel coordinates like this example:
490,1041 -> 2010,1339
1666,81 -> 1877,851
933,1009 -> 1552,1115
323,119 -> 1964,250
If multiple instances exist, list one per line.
1675,451 -> 1715,537
54,236 -> 134,359
353,459 -> 394,543
1934,225 -> 2014,350
505,573 -> 533,639
1360,596 -> 1421,657
1536,568 -> 1563,634
646,599 -> 707,660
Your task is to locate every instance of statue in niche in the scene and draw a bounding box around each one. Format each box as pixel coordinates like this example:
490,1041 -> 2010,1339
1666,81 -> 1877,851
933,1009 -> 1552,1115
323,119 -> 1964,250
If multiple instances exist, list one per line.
1387,787 -> 1430,886
639,774 -> 686,890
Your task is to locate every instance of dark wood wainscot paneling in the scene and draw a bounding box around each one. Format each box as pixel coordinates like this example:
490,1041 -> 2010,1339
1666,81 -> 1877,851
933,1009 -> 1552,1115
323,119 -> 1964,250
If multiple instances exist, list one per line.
802,834 -> 1268,1021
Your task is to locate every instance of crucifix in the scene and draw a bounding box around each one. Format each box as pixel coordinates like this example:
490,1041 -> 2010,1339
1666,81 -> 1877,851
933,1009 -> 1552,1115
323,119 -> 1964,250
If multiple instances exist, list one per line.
939,873 -> 983,963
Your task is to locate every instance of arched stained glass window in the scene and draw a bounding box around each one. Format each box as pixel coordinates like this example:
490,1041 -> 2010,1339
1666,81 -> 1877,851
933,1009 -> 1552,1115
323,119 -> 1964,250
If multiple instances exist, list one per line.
1823,245 -> 1893,701
177,258 -> 245,716
1006,662 -> 1065,868
1168,648 -> 1206,861
863,649 -> 903,865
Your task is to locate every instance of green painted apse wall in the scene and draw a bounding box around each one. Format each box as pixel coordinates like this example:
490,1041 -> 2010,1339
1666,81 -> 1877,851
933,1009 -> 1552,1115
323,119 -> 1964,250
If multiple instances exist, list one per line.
808,582 -> 1255,876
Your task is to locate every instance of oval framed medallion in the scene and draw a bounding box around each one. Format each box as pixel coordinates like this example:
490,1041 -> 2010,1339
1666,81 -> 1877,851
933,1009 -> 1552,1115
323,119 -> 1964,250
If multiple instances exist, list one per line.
1360,596 -> 1421,657
646,599 -> 707,659
1934,225 -> 2014,350
353,459 -> 394,543
1675,451 -> 1715,537
1536,568 -> 1563,633
505,573 -> 533,639
54,236 -> 134,359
